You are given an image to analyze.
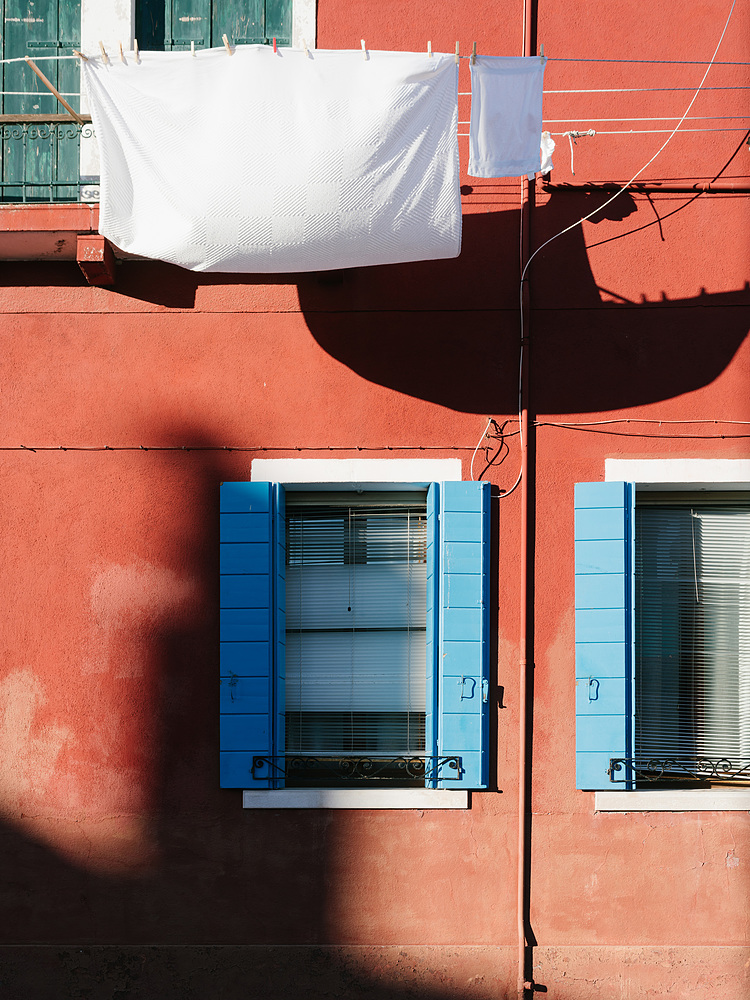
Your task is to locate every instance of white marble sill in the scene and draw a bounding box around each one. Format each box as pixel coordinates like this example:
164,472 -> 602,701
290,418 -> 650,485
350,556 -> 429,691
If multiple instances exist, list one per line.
243,789 -> 469,809
596,789 -> 750,812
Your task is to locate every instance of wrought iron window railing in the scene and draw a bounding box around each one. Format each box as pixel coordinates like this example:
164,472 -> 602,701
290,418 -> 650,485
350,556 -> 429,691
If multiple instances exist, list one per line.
0,115 -> 96,203
609,757 -> 750,784
252,754 -> 462,783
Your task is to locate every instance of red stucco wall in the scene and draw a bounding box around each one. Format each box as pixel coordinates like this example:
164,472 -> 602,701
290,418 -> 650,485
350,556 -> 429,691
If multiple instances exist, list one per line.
0,0 -> 748,996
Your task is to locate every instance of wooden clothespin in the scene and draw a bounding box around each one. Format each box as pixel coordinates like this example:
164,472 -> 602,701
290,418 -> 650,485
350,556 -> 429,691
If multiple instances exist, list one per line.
301,37 -> 309,58
191,40 -> 196,56
455,42 -> 460,65
99,41 -> 109,65
361,39 -> 368,61
134,38 -> 140,63
427,41 -> 432,58
273,36 -> 277,53
471,42 -> 477,65
73,49 -> 88,62
119,42 -> 125,63
222,34 -> 233,55
539,43 -> 544,63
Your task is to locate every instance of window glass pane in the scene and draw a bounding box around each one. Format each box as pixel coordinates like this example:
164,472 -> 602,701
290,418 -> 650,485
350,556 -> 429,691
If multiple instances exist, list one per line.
285,500 -> 427,781
636,502 -> 750,768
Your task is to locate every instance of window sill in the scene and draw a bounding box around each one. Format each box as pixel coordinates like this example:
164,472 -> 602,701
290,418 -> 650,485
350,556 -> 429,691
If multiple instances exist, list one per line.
595,789 -> 750,812
242,788 -> 469,809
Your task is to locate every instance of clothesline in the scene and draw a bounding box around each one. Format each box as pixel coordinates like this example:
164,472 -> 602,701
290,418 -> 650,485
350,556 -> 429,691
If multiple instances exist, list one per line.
545,56 -> 749,65
458,128 -> 748,136
542,86 -> 750,94
461,87 -> 750,95
2,52 -> 750,67
8,87 -> 748,98
458,116 -> 749,123
7,87 -> 747,104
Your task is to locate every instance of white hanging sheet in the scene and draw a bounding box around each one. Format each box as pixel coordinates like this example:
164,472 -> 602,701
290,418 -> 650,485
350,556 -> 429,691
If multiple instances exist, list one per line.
468,55 -> 546,178
82,47 -> 461,273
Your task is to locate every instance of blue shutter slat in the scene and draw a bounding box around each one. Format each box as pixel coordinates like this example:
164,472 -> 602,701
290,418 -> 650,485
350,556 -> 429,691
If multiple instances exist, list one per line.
574,506 -> 629,540
219,674 -> 268,715
220,481 -> 271,513
445,573 -> 483,606
220,575 -> 271,608
574,539 -> 625,575
220,512 -> 274,542
575,641 -> 629,677
220,481 -> 277,789
575,574 -> 626,611
575,607 -> 628,644
575,676 -> 627,717
442,542 -> 483,574
437,480 -> 490,790
220,543 -> 270,574
219,608 -> 271,642
574,481 -> 634,791
442,640 -> 483,674
220,642 -> 271,676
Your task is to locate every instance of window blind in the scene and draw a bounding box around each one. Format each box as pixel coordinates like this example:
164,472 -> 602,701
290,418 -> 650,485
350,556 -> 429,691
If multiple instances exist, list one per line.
285,497 -> 427,757
636,500 -> 750,762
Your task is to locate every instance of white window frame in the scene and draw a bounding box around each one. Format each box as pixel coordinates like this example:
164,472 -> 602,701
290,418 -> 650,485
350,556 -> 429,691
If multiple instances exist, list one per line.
243,458 -> 469,810
596,458 -> 750,812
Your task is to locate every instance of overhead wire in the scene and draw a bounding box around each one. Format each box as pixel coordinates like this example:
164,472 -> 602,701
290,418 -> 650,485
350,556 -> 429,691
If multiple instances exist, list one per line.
472,0 -> 741,496
519,0 -> 739,281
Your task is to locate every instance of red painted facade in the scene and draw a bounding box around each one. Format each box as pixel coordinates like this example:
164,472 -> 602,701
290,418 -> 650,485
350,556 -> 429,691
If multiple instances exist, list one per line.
0,0 -> 748,996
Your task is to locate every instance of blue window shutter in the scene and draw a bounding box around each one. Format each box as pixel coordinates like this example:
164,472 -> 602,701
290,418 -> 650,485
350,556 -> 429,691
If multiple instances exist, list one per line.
220,481 -> 284,788
425,485 -> 439,786
574,481 -> 635,790
273,484 -> 286,785
437,481 -> 491,789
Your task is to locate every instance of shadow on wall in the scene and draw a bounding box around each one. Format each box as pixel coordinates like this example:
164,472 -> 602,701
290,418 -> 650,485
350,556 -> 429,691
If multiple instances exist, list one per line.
1,189 -> 746,415
296,191 -> 750,414
0,432 -> 521,1000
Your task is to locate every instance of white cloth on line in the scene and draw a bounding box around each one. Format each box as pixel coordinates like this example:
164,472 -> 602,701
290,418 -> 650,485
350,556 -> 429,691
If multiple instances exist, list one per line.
82,47 -> 461,273
468,55 -> 546,178
539,130 -> 555,174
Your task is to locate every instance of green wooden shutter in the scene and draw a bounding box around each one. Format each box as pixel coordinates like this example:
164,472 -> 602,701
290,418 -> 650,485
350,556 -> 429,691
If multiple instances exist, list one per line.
263,0 -> 291,47
574,481 -> 635,790
166,0 -> 211,50
214,0 -> 266,46
138,0 -> 292,49
1,0 -> 81,202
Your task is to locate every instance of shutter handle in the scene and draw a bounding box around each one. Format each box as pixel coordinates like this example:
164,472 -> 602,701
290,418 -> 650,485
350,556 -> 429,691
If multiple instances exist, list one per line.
481,678 -> 489,703
588,677 -> 599,702
458,675 -> 476,700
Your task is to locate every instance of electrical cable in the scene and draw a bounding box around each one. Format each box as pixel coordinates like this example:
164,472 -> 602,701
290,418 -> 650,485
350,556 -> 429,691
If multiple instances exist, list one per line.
538,417 -> 750,427
470,417 -> 494,481
519,0 -> 739,283
481,0 -> 741,499
3,444 -> 483,453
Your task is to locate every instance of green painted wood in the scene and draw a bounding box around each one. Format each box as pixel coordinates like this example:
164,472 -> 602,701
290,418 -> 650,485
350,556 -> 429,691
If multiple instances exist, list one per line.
167,0 -> 211,50
1,0 -> 81,202
138,0 -> 291,50
215,0 -> 268,46
264,0 -> 291,46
